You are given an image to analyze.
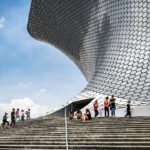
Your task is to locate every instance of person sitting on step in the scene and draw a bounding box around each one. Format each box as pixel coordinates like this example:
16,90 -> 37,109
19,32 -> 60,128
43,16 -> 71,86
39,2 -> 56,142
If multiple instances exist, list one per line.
68,109 -> 74,120
82,109 -> 92,122
75,109 -> 82,119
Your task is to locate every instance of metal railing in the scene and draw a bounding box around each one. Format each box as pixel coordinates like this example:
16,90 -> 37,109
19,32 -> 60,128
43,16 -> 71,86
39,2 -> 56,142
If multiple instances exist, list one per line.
65,107 -> 69,150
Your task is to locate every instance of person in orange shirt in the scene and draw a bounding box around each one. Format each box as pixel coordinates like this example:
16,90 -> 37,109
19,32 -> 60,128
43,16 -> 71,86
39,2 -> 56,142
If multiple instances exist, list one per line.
104,97 -> 109,118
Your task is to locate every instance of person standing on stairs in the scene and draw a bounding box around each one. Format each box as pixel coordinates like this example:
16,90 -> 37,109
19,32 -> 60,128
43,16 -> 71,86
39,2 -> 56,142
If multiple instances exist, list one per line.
26,109 -> 31,120
104,97 -> 110,118
93,100 -> 99,117
16,108 -> 20,120
110,95 -> 116,117
10,108 -> 16,127
21,110 -> 25,121
125,101 -> 131,117
2,112 -> 9,127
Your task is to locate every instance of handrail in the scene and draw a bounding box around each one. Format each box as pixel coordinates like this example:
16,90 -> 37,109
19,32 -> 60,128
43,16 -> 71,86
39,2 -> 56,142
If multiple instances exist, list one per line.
65,107 -> 69,150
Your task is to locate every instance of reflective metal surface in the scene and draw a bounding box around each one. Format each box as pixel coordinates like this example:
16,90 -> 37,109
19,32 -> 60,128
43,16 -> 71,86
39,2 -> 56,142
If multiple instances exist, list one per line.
28,0 -> 150,105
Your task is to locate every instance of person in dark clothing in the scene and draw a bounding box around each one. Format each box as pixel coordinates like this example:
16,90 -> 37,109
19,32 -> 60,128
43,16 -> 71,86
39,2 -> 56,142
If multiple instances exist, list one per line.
110,95 -> 116,117
75,109 -> 82,119
68,109 -> 74,120
125,101 -> 131,117
82,109 -> 92,122
10,108 -> 16,127
2,112 -> 9,127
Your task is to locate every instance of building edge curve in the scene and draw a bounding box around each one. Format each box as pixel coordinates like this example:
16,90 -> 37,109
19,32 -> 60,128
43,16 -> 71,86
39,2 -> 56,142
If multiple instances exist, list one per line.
28,0 -> 150,117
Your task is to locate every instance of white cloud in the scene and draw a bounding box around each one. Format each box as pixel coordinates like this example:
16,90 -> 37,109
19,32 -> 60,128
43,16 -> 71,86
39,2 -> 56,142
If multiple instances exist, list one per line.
0,98 -> 49,122
0,24 -> 3,28
0,17 -> 5,29
40,88 -> 47,93
0,17 -> 5,23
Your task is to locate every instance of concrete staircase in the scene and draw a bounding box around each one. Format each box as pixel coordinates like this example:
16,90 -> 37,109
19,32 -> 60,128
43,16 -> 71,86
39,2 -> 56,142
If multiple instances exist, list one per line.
0,117 -> 150,149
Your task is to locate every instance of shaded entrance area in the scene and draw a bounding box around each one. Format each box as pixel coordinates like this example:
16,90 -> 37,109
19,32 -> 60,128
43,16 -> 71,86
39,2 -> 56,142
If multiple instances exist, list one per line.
47,98 -> 94,118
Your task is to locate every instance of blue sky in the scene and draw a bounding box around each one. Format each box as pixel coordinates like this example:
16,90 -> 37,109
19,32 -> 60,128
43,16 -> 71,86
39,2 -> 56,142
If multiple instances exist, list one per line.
0,0 -> 87,116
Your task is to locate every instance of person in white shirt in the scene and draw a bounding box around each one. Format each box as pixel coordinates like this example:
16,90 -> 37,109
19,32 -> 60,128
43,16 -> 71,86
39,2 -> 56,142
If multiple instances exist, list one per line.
21,110 -> 25,121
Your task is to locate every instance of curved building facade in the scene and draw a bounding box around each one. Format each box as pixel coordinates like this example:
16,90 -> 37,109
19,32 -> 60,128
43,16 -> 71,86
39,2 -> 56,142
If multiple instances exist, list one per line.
28,0 -> 150,116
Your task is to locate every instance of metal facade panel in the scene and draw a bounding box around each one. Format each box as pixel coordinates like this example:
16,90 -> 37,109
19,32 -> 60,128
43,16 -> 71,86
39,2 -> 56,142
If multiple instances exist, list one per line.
28,0 -> 150,104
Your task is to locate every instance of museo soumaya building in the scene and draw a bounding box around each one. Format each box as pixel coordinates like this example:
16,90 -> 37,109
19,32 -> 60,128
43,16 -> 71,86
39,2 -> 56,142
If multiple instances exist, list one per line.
27,0 -> 150,117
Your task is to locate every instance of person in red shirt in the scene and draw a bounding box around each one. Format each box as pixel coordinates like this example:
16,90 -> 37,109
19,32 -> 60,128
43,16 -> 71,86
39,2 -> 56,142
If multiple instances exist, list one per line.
104,97 -> 109,118
16,108 -> 20,120
93,100 -> 99,117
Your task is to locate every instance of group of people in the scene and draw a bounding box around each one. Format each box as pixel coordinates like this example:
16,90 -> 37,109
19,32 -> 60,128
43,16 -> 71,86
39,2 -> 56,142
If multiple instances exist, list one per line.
2,108 -> 31,127
68,95 -> 131,122
68,108 -> 91,122
101,95 -> 131,118
102,95 -> 116,118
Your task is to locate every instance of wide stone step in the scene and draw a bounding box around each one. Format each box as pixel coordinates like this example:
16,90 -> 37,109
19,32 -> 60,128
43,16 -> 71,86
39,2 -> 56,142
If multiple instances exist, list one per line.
1,129 -> 150,134
1,133 -> 149,137
0,149 -> 66,150
1,137 -> 150,142
19,126 -> 150,129
3,129 -> 150,133
2,134 -> 150,138
2,123 -> 150,127
67,131 -> 150,134
68,123 -> 150,126
1,141 -> 150,146
0,145 -> 66,149
1,144 -> 150,149
16,126 -> 144,130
